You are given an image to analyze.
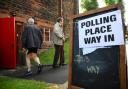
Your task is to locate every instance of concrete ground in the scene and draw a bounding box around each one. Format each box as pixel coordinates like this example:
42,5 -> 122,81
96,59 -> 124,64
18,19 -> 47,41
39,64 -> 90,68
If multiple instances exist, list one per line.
0,65 -> 68,89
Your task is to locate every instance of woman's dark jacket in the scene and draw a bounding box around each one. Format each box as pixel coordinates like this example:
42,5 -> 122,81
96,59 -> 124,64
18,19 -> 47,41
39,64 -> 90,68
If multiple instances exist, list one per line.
22,24 -> 42,49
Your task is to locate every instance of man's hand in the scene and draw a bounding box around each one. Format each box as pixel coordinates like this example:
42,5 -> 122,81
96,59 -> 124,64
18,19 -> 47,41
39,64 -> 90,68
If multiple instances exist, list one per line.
22,48 -> 26,53
62,37 -> 65,42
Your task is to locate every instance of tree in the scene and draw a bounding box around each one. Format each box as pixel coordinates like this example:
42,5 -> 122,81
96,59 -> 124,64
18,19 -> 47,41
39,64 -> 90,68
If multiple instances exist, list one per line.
105,0 -> 122,5
81,0 -> 98,11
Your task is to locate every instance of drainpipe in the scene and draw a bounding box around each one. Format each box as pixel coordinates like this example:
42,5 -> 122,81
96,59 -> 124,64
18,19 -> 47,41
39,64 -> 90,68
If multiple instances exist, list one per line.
60,0 -> 64,33
60,0 -> 63,17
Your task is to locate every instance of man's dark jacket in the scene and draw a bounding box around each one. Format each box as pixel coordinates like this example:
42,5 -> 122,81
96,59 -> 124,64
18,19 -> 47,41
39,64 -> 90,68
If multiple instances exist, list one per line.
22,24 -> 42,49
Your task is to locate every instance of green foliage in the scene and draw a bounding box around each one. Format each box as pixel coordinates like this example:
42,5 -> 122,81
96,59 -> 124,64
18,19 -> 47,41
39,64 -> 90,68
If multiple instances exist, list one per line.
105,0 -> 122,5
0,76 -> 50,89
39,47 -> 54,65
39,40 -> 69,65
64,40 -> 69,64
81,0 -> 98,11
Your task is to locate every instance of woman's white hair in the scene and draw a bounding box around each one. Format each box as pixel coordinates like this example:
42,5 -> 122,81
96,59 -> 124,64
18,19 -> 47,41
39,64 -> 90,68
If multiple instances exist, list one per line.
27,18 -> 34,24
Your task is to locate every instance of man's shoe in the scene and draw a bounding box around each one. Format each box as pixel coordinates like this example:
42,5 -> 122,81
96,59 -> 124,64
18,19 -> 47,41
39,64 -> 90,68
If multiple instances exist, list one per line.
62,63 -> 65,66
59,63 -> 65,67
52,65 -> 59,68
37,64 -> 43,74
24,71 -> 32,76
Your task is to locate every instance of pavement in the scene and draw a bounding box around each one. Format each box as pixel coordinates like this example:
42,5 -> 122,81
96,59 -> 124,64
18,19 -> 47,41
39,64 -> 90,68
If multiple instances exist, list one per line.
0,65 -> 68,89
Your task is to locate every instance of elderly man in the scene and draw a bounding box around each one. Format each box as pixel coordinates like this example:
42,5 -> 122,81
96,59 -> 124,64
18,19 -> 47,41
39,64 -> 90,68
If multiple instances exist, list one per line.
22,17 -> 43,76
52,17 -> 65,68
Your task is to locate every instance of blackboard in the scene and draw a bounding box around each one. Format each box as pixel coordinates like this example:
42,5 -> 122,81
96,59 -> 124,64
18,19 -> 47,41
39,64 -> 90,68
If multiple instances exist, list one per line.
68,4 -> 126,89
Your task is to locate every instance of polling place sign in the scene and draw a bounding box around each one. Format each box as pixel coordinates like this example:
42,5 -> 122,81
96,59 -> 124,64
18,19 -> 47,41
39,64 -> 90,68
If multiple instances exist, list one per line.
78,10 -> 124,48
69,4 -> 126,89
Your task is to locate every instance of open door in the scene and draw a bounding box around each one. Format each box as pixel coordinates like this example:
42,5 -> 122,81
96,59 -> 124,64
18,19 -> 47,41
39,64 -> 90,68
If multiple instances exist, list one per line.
0,17 -> 16,69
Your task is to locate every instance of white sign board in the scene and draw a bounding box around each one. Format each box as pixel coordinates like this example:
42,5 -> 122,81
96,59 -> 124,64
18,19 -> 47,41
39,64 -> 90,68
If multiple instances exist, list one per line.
78,10 -> 124,48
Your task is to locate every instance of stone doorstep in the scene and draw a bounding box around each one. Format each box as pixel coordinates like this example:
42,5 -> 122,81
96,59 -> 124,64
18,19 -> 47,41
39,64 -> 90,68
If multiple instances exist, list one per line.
58,81 -> 68,89
0,64 -> 66,74
49,81 -> 68,89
